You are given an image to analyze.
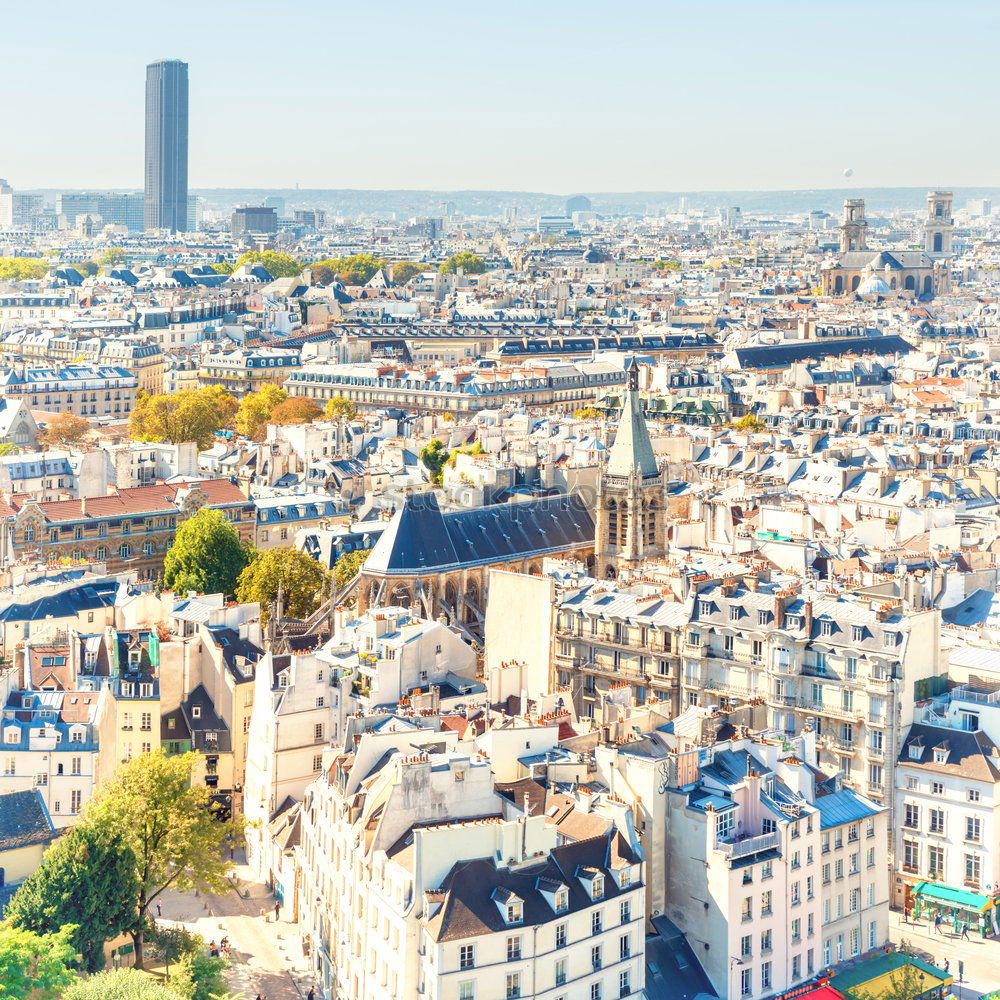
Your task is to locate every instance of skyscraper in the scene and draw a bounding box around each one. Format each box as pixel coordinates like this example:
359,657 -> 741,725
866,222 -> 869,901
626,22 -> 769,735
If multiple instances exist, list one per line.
144,59 -> 188,232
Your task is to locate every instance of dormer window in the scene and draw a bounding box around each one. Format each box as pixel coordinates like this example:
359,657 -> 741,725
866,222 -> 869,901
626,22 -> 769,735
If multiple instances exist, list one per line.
593,874 -> 605,900
506,900 -> 522,924
699,600 -> 711,617
934,748 -> 948,765
758,610 -> 769,626
882,631 -> 897,649
729,606 -> 741,622
192,706 -> 201,719
820,620 -> 833,637
852,625 -> 864,642
555,887 -> 569,913
909,743 -> 923,761
619,867 -> 632,889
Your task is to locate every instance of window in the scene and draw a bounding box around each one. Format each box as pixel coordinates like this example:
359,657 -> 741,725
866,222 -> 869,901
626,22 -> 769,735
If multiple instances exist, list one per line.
716,809 -> 735,839
761,961 -> 772,991
904,804 -> 919,829
740,968 -> 752,998
592,874 -> 604,900
761,889 -> 772,915
928,846 -> 944,878
619,970 -> 631,999
868,920 -> 878,951
849,888 -> 860,913
312,754 -> 322,772
903,840 -> 919,873
791,882 -> 800,905
742,897 -> 752,921
506,901 -> 522,924
555,923 -> 567,949
506,935 -> 521,961
965,853 -> 981,886
70,789 -> 81,813
555,887 -> 569,912
554,957 -> 566,986
316,696 -> 325,709
459,945 -> 475,970
761,929 -> 772,954
929,809 -> 944,834
591,944 -> 602,970
620,900 -> 631,924
867,883 -> 875,907
792,954 -> 801,980
505,972 -> 521,999
791,918 -> 801,944
459,983 -> 475,1000
592,910 -> 603,935
966,816 -> 981,842
119,543 -> 132,559
620,933 -> 631,959
931,781 -> 944,796
968,788 -> 981,802
591,984 -> 602,1000
314,723 -> 324,742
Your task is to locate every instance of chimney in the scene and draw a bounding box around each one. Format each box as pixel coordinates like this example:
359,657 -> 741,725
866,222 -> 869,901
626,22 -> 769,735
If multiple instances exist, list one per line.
773,593 -> 787,629
803,600 -> 813,638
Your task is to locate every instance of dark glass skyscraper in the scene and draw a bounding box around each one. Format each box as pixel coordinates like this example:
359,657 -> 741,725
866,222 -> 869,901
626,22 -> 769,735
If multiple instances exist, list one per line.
144,60 -> 188,232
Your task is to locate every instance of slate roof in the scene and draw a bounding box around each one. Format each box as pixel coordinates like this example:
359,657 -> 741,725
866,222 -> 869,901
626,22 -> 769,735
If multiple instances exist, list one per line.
899,722 -> 1000,782
0,789 -> 56,851
606,381 -> 660,479
645,914 -> 718,1000
733,335 -> 914,370
815,787 -> 884,830
364,492 -> 594,576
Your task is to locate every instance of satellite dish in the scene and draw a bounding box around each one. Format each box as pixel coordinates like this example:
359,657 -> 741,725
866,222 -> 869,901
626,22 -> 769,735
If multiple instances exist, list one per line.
843,167 -> 854,179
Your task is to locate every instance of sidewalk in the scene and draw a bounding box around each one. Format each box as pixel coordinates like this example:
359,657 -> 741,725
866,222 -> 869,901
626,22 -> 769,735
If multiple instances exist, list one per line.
889,908 -> 998,998
154,850 -> 315,1000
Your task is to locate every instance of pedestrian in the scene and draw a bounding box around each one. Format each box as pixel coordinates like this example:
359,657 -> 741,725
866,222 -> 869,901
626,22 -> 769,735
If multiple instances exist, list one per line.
274,901 -> 280,922
209,941 -> 218,958
944,960 -> 950,975
156,902 -> 162,917
307,989 -> 315,1000
934,913 -> 942,934
961,922 -> 970,940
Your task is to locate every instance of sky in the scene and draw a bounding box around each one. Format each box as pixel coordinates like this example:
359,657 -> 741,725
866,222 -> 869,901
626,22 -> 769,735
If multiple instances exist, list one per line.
3,0 -> 998,194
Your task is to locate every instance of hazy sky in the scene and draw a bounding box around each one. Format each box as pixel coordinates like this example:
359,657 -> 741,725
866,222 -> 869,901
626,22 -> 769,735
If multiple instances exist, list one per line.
4,0 -> 997,193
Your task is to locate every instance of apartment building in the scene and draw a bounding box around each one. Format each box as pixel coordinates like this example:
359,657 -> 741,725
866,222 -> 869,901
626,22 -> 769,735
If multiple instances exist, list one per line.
198,348 -> 301,397
297,718 -> 646,1000
9,478 -> 253,578
553,575 -> 686,719
895,684 -> 1000,912
683,576 -> 942,813
0,363 -> 138,417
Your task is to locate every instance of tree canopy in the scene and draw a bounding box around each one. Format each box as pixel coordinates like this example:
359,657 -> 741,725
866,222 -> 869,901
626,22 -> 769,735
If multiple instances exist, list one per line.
269,396 -> 323,425
232,250 -> 301,278
573,406 -> 601,420
731,414 -> 766,432
439,251 -> 486,275
79,751 -> 238,969
5,825 -> 139,972
39,412 -> 91,449
420,439 -> 449,485
0,257 -> 49,281
163,508 -> 251,598
310,253 -> 382,286
62,969 -> 188,1000
390,261 -> 424,284
236,547 -> 329,623
234,384 -> 287,440
0,923 -> 78,998
129,388 -> 236,451
324,396 -> 358,420
334,547 -> 371,589
98,247 -> 129,268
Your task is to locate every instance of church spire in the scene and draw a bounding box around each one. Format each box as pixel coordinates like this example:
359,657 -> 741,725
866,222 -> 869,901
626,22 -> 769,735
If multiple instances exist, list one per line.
606,357 -> 658,479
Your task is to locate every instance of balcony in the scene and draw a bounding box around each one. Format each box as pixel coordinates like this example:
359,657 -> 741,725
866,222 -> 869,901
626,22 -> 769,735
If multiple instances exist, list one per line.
717,830 -> 781,861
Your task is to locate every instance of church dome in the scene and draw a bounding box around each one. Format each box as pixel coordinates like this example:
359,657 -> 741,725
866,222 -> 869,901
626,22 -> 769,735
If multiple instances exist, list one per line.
857,274 -> 890,297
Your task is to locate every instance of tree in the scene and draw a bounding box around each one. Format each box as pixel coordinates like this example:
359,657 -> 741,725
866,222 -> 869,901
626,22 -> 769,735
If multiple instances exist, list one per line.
574,406 -> 601,419
61,969 -> 187,1000
80,751 -> 238,969
438,251 -> 486,275
75,260 -> 100,278
5,826 -> 138,972
845,960 -> 929,1000
390,261 -> 424,284
0,923 -> 78,998
39,412 -> 91,449
147,929 -> 227,1000
236,547 -> 329,623
129,389 -> 235,451
209,262 -> 233,276
0,442 -> 19,456
445,440 -> 483,469
98,247 -> 129,269
234,384 -> 287,440
324,396 -> 358,420
269,396 -> 323,425
0,257 -> 49,281
731,414 -> 766,432
310,253 -> 382,286
163,508 -> 251,598
232,250 -> 301,278
420,439 -> 449,485
334,548 -> 371,589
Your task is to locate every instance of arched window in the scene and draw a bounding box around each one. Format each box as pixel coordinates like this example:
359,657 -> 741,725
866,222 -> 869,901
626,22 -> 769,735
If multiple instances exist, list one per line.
646,500 -> 657,545
95,546 -> 108,560
851,276 -> 861,291
119,544 -> 131,559
834,276 -> 844,293
619,501 -> 628,544
923,276 -> 933,295
904,275 -> 915,290
607,500 -> 618,545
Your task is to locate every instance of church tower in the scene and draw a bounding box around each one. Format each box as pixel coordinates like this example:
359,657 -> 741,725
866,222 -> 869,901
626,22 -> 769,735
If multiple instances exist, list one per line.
595,359 -> 666,579
924,190 -> 953,257
839,198 -> 868,252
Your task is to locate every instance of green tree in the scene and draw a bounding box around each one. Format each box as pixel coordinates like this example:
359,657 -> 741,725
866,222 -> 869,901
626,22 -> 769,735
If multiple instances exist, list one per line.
234,384 -> 287,440
310,253 -> 382,286
444,440 -> 483,469
5,826 -> 138,972
232,250 -> 301,278
334,548 -> 371,589
731,414 -> 766,432
163,508 -> 251,598
236,547 -> 329,623
61,968 -> 187,1000
420,439 -> 449,485
845,962 -> 928,1000
129,388 -> 236,451
98,247 -> 129,269
0,923 -> 78,998
438,251 -> 486,275
0,257 -> 49,281
269,396 -> 323,425
324,396 -> 358,420
390,261 -> 424,284
75,260 -> 100,278
651,259 -> 681,271
0,442 -> 19,456
145,929 -> 227,1000
80,751 -> 239,969
209,262 -> 233,276
573,406 -> 601,419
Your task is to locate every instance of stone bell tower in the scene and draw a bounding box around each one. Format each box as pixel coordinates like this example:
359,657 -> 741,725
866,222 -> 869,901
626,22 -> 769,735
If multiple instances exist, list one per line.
839,198 -> 868,252
595,358 -> 666,579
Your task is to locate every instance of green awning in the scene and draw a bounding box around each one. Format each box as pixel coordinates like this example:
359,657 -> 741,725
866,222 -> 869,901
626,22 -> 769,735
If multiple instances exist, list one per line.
912,880 -> 996,913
